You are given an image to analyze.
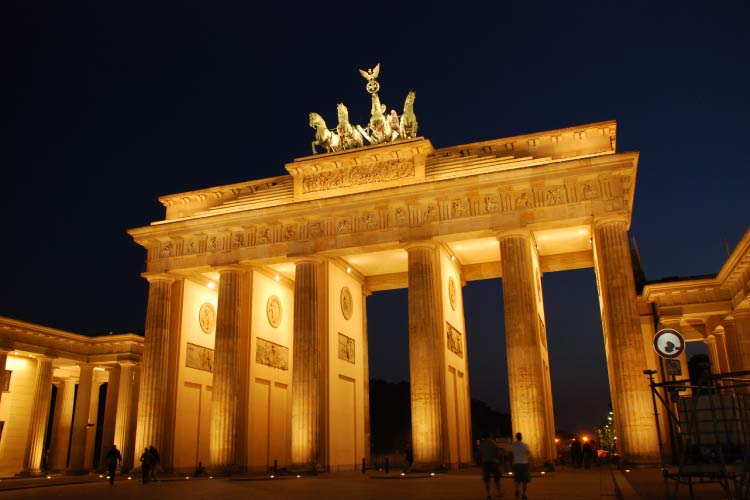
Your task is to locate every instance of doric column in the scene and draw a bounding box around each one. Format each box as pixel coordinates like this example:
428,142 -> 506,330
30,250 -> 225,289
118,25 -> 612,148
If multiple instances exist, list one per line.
68,363 -> 94,473
49,378 -> 76,469
22,356 -> 54,473
209,268 -> 244,470
98,365 -> 121,467
729,311 -> 750,373
593,217 -> 659,463
114,363 -> 140,472
361,290 -> 372,462
135,276 -> 174,461
291,259 -> 328,468
722,317 -> 749,374
704,335 -> 721,374
498,231 -> 556,462
0,348 -> 9,408
406,243 -> 447,467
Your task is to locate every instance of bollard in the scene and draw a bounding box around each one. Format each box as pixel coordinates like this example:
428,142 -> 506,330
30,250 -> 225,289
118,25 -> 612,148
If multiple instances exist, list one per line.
362,458 -> 366,474
273,459 -> 278,476
385,457 -> 389,474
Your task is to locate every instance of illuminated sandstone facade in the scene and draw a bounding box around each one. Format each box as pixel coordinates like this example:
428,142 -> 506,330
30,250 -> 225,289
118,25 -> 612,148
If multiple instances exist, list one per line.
0,317 -> 142,475
127,120 -> 664,469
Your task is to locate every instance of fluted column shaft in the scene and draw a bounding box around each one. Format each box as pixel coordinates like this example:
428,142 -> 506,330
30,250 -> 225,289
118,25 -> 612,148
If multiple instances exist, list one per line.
114,364 -> 139,471
361,292 -> 371,462
722,317 -> 749,374
499,233 -> 556,462
728,312 -> 750,373
704,335 -> 721,374
0,350 -> 8,408
98,365 -> 121,467
209,269 -> 243,470
407,245 -> 447,466
22,357 -> 54,473
291,260 -> 327,467
69,364 -> 94,472
593,220 -> 659,463
135,277 -> 173,460
50,378 -> 76,469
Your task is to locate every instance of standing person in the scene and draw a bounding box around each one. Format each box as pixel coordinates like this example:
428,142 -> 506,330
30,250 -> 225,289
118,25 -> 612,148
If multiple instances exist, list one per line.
105,445 -> 122,485
570,438 -> 582,468
511,432 -> 531,500
148,445 -> 160,481
404,443 -> 413,473
582,440 -> 594,469
479,432 -> 502,500
139,447 -> 153,484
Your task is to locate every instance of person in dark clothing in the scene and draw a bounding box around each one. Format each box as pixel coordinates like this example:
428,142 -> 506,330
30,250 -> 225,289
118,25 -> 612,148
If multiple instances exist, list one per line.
140,447 -> 153,484
404,443 -> 413,473
570,438 -> 582,468
479,433 -> 502,500
149,445 -> 160,481
582,440 -> 595,469
105,445 -> 122,485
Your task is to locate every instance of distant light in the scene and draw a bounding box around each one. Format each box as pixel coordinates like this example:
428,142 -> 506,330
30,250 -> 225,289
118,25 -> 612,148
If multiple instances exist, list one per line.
208,281 -> 216,289
509,472 -> 513,475
625,469 -> 631,473
128,477 -> 132,480
185,476 -> 190,480
209,476 -> 213,479
541,471 -> 546,475
589,238 -> 592,244
106,476 -> 110,479
296,474 -> 301,478
429,472 -> 435,476
46,476 -> 51,479
400,472 -> 405,476
270,475 -> 275,478
554,438 -> 560,443
346,267 -> 351,273
450,255 -> 455,261
275,275 -> 280,282
99,475 -> 103,478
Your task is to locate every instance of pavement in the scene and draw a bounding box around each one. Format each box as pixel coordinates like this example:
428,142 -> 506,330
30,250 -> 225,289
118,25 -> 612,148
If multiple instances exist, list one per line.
0,465 -> 732,499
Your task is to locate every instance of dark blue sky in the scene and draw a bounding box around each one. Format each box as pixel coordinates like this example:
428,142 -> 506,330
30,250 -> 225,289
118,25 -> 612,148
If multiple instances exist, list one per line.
7,1 -> 749,435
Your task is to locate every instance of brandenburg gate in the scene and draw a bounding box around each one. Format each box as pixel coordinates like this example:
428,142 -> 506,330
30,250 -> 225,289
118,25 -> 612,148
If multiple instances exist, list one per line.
127,69 -> 660,472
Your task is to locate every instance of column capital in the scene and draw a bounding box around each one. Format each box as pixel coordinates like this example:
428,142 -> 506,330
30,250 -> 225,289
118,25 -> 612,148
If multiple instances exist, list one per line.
404,240 -> 441,252
732,308 -> 750,319
704,334 -> 716,344
290,254 -> 328,265
215,265 -> 247,274
496,227 -> 531,242
593,213 -> 631,230
142,273 -> 176,284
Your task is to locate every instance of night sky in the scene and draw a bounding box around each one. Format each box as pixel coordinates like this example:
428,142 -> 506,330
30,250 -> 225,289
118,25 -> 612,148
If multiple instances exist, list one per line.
7,1 -> 749,436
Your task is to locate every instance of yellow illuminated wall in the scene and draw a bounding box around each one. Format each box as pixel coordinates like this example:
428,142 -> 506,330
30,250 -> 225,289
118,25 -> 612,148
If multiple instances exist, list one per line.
0,356 -> 36,474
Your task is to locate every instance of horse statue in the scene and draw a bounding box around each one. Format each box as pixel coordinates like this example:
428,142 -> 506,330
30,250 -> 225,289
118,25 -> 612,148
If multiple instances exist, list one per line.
357,92 -> 396,145
309,112 -> 341,154
336,103 -> 364,150
400,90 -> 418,139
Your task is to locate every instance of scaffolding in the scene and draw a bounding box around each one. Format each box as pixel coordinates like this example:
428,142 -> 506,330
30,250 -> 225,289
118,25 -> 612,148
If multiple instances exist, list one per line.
646,370 -> 750,500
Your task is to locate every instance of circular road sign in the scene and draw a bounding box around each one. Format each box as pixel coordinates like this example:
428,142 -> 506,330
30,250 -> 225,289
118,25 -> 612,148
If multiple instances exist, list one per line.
653,328 -> 685,359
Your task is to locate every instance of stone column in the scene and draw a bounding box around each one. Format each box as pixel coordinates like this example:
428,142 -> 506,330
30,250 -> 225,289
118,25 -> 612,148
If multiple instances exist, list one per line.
729,311 -> 750,373
209,268 -> 243,470
49,378 -> 76,469
0,349 -> 9,408
704,335 -> 721,374
406,244 -> 447,467
722,317 -> 749,374
291,259 -> 328,469
68,363 -> 94,473
22,357 -> 54,473
114,363 -> 140,472
593,217 -> 659,463
98,365 -> 121,467
498,231 -> 556,462
361,290 -> 371,463
135,276 -> 174,461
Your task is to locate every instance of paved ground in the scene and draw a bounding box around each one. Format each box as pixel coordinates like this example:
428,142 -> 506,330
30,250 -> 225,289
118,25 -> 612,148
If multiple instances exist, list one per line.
0,466 -> 731,499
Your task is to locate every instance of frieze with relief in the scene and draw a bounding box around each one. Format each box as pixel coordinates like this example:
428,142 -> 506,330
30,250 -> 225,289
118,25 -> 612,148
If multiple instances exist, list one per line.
256,338 -> 289,370
149,175 -> 627,262
338,333 -> 355,364
186,343 -> 213,372
446,323 -> 463,358
302,160 -> 415,194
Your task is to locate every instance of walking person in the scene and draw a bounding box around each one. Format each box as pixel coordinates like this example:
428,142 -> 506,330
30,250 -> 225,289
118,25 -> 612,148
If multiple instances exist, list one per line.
582,440 -> 594,469
148,445 -> 160,481
511,433 -> 531,500
139,447 -> 153,484
479,432 -> 502,499
105,444 -> 122,485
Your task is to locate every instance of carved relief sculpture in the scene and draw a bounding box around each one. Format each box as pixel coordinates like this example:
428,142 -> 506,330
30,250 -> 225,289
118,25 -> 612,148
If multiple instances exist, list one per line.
446,323 -> 464,358
198,302 -> 216,334
256,338 -> 289,370
448,277 -> 457,311
338,333 -> 355,364
266,295 -> 282,328
186,343 -> 214,372
340,287 -> 353,320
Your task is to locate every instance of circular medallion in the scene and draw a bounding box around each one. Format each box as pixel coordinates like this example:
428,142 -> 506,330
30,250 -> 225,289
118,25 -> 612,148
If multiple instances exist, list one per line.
340,287 -> 353,320
198,303 -> 216,334
653,328 -> 685,359
448,277 -> 457,311
266,295 -> 282,328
